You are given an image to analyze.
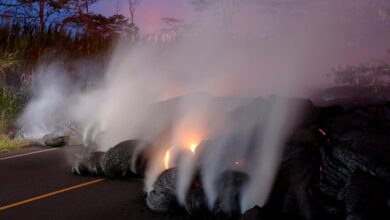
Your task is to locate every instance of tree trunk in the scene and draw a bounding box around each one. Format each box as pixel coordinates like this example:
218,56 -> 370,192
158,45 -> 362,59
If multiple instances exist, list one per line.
85,0 -> 89,14
39,0 -> 45,33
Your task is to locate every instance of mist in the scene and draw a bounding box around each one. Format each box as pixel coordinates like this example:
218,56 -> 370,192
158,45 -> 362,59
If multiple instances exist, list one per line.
17,0 -> 390,214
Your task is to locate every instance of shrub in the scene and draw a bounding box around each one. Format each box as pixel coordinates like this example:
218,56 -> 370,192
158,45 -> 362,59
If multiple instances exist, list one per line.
328,61 -> 390,90
0,87 -> 25,133
0,51 -> 20,71
0,134 -> 28,153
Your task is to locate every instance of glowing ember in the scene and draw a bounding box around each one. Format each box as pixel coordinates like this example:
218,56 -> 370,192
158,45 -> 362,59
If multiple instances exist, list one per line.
164,149 -> 171,169
318,128 -> 327,136
234,160 -> 246,166
190,143 -> 197,155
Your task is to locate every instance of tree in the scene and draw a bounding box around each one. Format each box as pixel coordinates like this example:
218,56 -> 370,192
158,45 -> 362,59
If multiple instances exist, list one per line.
0,0 -> 99,32
191,0 -> 250,32
0,0 -> 65,32
379,8 -> 390,21
127,0 -> 140,25
127,0 -> 141,41
62,13 -> 132,41
328,61 -> 390,90
62,0 -> 99,30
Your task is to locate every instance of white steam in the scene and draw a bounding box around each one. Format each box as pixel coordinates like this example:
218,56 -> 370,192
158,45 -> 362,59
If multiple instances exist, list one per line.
17,0 -> 390,214
16,64 -> 78,139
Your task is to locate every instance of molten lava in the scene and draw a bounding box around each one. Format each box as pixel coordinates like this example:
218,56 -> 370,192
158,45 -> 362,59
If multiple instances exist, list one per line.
190,143 -> 197,155
234,160 -> 246,166
163,141 -> 199,170
318,128 -> 327,136
164,149 -> 171,169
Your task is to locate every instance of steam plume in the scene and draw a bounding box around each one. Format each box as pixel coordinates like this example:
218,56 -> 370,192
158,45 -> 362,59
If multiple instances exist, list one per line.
17,0 -> 390,214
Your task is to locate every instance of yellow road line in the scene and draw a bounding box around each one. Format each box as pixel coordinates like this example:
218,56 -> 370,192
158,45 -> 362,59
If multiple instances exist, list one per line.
0,179 -> 105,211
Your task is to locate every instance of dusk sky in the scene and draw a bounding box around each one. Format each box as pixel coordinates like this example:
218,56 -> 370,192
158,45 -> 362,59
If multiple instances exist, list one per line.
92,0 -> 193,34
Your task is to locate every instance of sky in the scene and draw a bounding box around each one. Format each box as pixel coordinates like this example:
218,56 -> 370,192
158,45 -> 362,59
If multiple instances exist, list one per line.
91,0 -> 193,34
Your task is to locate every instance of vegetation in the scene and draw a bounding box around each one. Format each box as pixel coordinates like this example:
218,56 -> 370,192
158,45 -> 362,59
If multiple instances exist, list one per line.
0,51 -> 20,71
328,61 -> 390,90
0,87 -> 25,133
0,134 -> 29,153
0,1 -> 142,152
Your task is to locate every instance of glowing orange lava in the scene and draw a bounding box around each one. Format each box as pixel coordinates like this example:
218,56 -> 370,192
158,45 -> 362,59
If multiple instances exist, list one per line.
190,143 -> 197,155
164,149 -> 171,169
234,160 -> 246,166
174,125 -> 202,156
318,128 -> 327,136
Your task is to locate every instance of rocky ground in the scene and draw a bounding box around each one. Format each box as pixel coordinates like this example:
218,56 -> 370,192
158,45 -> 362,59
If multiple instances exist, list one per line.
68,96 -> 390,220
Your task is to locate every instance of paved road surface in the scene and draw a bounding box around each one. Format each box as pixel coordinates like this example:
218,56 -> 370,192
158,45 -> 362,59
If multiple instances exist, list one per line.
0,146 -> 187,220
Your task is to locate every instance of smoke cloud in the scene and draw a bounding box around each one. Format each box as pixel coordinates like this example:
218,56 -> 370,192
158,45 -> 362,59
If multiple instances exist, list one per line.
17,0 -> 390,213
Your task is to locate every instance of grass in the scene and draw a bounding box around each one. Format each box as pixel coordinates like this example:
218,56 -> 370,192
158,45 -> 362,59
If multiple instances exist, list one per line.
0,87 -> 23,133
0,88 -> 24,119
0,87 -> 28,153
0,51 -> 20,71
0,135 -> 29,153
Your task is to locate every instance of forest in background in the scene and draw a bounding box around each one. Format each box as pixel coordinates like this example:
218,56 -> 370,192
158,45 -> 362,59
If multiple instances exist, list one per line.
0,0 -> 145,138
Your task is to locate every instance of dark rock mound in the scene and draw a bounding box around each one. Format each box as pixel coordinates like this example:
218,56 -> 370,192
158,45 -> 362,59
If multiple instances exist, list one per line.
239,206 -> 266,220
103,139 -> 150,178
43,134 -> 68,147
184,177 -> 209,216
320,131 -> 390,198
339,170 -> 389,220
215,170 -> 249,217
146,167 -> 181,213
72,151 -> 105,176
312,103 -> 390,219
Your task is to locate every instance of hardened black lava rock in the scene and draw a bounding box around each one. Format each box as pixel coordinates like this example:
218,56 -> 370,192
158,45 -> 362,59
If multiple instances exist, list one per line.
72,151 -> 105,176
146,167 -> 181,213
43,134 -> 68,147
335,131 -> 390,180
226,102 -> 390,220
184,182 -> 208,215
319,131 -> 390,198
239,206 -> 265,220
103,139 -> 150,178
215,170 -> 249,217
339,170 -> 389,220
275,132 -> 323,220
311,103 -> 390,219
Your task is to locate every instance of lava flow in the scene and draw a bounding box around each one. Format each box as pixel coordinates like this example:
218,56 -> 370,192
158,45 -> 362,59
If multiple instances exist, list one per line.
163,141 -> 199,169
164,148 -> 171,169
190,143 -> 197,155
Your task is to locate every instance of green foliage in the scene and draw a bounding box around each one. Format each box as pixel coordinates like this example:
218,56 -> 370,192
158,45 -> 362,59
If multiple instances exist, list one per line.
0,22 -> 110,64
0,12 -> 135,65
0,10 -> 137,137
0,51 -> 20,71
62,13 -> 137,52
0,134 -> 29,153
0,13 -> 134,86
328,61 -> 390,89
0,87 -> 25,133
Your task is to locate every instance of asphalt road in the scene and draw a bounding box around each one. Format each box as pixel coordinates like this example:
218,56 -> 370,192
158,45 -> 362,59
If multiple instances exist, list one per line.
0,146 -> 187,220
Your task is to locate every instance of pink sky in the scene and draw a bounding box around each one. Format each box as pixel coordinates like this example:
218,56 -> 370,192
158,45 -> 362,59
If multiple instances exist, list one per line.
92,0 -> 193,34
